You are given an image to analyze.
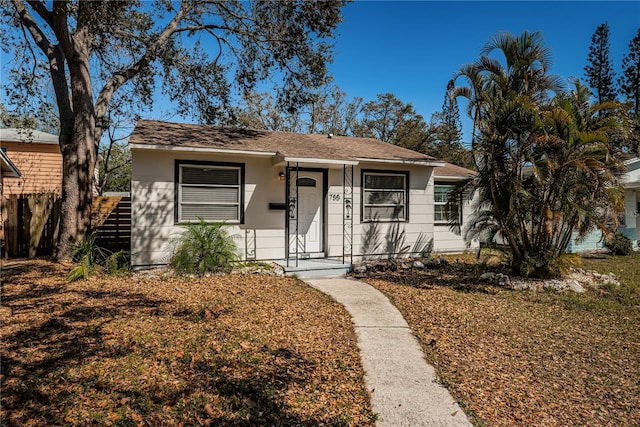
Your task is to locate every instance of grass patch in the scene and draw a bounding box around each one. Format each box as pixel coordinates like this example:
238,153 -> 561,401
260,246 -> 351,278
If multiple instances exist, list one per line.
1,260 -> 375,426
364,254 -> 639,427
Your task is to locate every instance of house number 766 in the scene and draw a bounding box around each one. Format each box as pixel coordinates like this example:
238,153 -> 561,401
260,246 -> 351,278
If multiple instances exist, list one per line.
329,194 -> 341,202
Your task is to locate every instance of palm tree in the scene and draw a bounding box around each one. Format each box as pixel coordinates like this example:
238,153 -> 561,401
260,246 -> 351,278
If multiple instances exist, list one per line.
450,32 -> 623,277
532,80 -> 624,259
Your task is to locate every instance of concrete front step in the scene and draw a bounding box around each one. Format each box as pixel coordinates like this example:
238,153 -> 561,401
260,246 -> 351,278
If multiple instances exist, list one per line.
275,258 -> 353,278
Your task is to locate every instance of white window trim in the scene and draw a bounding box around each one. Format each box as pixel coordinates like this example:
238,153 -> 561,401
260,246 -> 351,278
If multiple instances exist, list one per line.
362,171 -> 409,222
434,183 -> 460,225
177,163 -> 243,224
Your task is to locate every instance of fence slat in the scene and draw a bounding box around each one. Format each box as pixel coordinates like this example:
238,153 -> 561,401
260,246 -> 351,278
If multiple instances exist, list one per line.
2,193 -> 60,258
94,197 -> 131,252
4,195 -> 19,257
2,194 -> 130,258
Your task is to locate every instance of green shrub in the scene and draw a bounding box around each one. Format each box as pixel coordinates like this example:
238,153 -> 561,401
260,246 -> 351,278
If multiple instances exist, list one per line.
509,251 -> 581,279
605,232 -> 634,256
67,234 -> 130,282
170,220 -> 238,275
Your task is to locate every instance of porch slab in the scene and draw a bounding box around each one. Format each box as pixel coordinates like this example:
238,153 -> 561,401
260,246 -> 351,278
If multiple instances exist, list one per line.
274,258 -> 353,278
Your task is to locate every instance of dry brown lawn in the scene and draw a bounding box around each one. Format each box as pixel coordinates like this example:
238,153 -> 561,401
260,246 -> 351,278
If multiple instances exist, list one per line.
1,260 -> 376,426
364,254 -> 640,427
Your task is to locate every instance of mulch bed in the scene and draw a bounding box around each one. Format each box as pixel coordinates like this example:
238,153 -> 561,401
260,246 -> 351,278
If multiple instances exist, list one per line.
363,263 -> 639,427
1,260 -> 376,426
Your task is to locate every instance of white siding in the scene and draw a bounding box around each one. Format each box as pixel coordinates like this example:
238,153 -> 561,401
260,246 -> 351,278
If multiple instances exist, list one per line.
131,149 -> 288,267
432,194 -> 480,253
325,168 -> 346,258
619,159 -> 639,249
620,189 -> 638,250
131,150 -> 476,267
349,162 -> 436,261
430,177 -> 480,254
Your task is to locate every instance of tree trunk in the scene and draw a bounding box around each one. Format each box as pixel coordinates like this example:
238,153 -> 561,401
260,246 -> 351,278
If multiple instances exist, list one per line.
11,0 -> 184,260
56,130 -> 95,261
53,43 -> 97,261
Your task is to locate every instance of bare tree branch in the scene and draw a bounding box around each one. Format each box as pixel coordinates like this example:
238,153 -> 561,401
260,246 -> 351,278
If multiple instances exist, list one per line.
94,1 -> 190,122
11,0 -> 52,54
25,0 -> 53,29
11,0 -> 72,137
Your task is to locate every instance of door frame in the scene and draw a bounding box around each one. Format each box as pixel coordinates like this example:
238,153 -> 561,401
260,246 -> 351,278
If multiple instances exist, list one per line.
285,166 -> 328,258
295,171 -> 324,254
636,191 -> 640,244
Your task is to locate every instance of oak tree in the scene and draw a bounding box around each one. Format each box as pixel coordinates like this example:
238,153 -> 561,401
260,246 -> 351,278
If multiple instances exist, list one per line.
2,0 -> 346,259
353,93 -> 428,151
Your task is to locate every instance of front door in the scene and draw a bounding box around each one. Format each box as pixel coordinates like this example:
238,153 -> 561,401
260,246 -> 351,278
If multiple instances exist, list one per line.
296,172 -> 323,254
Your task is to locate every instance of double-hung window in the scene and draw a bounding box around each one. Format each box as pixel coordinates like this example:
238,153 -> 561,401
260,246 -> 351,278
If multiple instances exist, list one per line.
362,171 -> 409,222
434,183 -> 457,223
177,162 -> 244,223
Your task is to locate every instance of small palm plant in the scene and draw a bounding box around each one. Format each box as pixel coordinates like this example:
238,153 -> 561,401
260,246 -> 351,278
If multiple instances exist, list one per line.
170,219 -> 238,275
66,234 -> 129,282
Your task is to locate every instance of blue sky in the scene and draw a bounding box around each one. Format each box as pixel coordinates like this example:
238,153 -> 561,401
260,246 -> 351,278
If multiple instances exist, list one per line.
2,1 -> 638,144
328,1 -> 640,141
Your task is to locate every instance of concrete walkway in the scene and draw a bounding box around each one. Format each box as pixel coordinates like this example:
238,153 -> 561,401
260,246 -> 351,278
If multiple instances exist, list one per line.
304,277 -> 471,427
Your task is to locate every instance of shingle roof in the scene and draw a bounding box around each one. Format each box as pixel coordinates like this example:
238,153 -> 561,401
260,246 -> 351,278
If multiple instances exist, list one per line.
0,128 -> 58,144
129,120 -> 439,164
434,162 -> 476,179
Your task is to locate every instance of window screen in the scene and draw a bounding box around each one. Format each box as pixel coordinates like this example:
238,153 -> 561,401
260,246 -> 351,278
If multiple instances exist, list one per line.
178,164 -> 242,223
362,172 -> 408,221
434,183 -> 459,223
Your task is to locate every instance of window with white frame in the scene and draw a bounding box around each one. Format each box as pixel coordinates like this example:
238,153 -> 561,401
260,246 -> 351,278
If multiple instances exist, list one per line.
434,183 -> 457,223
177,162 -> 243,223
362,171 -> 408,221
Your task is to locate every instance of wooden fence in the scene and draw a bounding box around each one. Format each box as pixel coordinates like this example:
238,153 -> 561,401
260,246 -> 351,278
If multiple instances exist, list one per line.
2,193 -> 61,258
2,194 -> 130,258
92,195 -> 131,252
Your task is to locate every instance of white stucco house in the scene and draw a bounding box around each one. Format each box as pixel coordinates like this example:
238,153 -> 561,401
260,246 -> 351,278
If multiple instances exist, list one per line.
128,120 -> 478,269
567,157 -> 640,252
619,158 -> 640,248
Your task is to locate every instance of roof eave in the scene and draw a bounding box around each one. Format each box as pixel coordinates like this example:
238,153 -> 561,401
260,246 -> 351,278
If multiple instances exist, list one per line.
434,175 -> 475,180
129,143 -> 277,157
0,128 -> 59,144
276,155 -> 359,166
356,157 -> 445,167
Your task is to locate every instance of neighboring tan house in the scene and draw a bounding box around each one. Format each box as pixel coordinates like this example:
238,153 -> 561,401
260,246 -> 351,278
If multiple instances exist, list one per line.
0,128 -> 62,196
128,120 -> 478,269
0,148 -> 21,188
0,149 -> 21,244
